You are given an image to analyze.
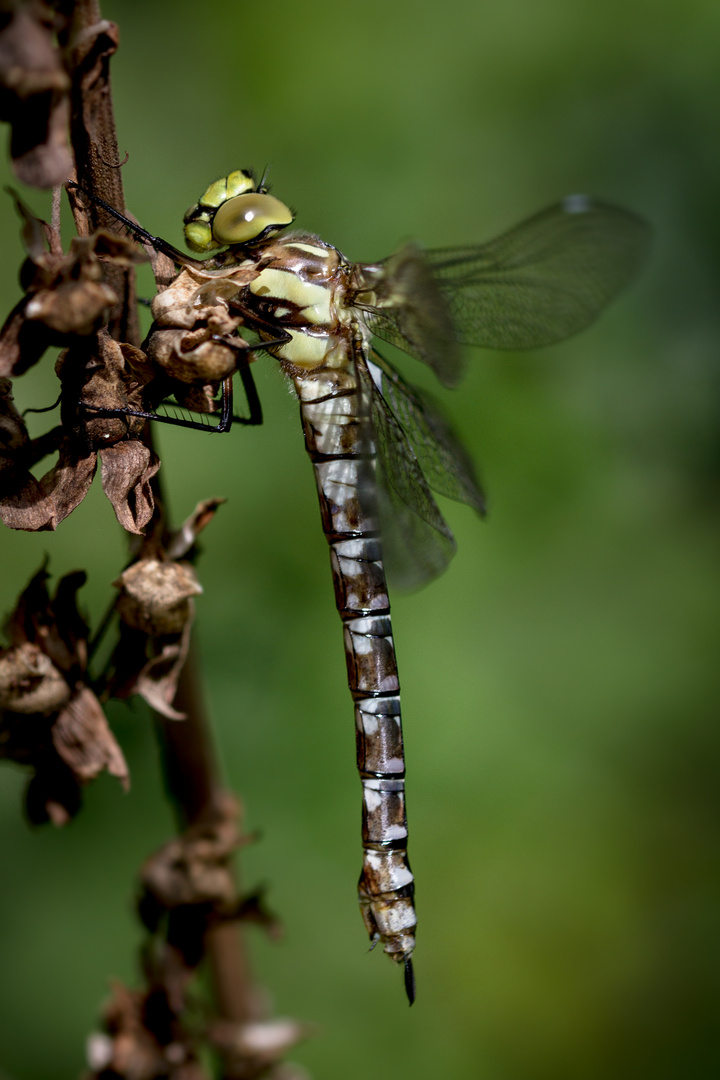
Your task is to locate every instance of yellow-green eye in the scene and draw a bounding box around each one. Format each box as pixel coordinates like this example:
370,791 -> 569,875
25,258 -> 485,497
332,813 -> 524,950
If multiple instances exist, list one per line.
183,171 -> 294,252
212,192 -> 293,245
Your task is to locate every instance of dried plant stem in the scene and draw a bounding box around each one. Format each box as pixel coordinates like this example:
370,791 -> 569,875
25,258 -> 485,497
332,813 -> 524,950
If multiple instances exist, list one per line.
65,0 -> 258,1033
161,648 -> 258,1024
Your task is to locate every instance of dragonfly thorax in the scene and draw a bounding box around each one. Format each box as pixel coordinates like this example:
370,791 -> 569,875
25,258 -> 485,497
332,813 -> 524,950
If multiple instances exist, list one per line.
247,234 -> 361,370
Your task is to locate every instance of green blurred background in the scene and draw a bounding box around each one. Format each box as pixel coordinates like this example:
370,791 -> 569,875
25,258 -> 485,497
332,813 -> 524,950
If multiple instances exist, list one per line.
1,1 -> 719,1077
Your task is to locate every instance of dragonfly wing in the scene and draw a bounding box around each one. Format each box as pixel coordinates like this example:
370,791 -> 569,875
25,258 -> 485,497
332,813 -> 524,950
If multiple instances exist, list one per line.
360,196 -> 650,366
358,351 -> 484,591
357,360 -> 454,590
366,352 -> 485,513
426,196 -> 651,350
361,244 -> 464,388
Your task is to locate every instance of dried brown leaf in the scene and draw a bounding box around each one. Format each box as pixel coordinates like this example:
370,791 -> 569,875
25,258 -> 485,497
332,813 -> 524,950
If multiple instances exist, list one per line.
172,382 -> 222,417
166,498 -> 225,560
88,975 -> 210,1080
99,439 -> 159,534
4,562 -> 55,647
52,685 -> 129,788
89,229 -> 151,266
5,184 -> 51,260
0,429 -> 97,531
39,568 -> 89,673
149,329 -> 239,385
0,298 -> 55,376
132,615 -> 193,721
34,435 -> 97,527
0,204 -> 150,382
57,332 -> 152,444
106,555 -> 200,719
0,436 -> 96,530
0,566 -> 125,820
12,90 -> 71,189
0,387 -> 65,522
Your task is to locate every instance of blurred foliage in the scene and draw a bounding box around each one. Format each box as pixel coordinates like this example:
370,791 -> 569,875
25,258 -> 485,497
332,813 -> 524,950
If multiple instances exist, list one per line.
1,1 -> 719,1078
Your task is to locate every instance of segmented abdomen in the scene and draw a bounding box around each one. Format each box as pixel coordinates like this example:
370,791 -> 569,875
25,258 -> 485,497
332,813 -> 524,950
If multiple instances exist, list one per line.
293,363 -> 417,995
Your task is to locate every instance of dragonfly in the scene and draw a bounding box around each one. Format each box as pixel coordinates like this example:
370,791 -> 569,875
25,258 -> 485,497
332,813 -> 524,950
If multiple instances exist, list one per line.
77,169 -> 650,1004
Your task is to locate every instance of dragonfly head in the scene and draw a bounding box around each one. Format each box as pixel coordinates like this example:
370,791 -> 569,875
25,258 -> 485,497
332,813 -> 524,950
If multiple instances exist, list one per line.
183,169 -> 294,253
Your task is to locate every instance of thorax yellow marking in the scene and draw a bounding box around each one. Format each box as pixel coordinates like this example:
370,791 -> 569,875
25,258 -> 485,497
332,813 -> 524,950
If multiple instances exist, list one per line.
286,241 -> 332,258
250,267 -> 333,326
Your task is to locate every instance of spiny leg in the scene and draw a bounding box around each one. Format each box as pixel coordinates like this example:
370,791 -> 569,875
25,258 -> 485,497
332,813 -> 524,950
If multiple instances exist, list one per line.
66,179 -> 205,270
80,332 -> 289,433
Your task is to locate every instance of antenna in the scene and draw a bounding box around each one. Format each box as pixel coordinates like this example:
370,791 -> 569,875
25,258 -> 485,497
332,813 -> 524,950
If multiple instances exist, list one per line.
258,163 -> 271,193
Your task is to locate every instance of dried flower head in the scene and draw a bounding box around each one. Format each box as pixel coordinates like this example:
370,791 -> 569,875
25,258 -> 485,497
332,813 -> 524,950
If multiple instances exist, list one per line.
107,501 -> 224,719
0,564 -> 128,823
0,0 -> 72,186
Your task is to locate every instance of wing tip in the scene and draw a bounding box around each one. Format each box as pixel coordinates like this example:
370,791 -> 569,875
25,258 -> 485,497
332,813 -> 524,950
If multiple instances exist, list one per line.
562,193 -> 594,215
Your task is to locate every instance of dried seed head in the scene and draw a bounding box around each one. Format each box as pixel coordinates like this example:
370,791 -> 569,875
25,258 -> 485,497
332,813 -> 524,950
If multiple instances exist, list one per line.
115,559 -> 202,636
139,795 -> 243,916
147,264 -> 256,384
148,327 -> 240,384
0,641 -> 70,714
25,278 -> 118,336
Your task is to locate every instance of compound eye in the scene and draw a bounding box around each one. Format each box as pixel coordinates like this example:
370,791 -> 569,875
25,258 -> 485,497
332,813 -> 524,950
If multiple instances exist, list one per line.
212,192 -> 293,245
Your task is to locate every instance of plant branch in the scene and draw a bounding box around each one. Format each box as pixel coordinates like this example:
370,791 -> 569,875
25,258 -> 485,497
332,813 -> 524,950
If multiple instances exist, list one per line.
64,0 -> 259,1036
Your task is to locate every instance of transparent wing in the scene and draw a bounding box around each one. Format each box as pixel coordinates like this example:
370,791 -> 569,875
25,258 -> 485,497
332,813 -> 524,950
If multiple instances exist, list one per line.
361,243 -> 464,388
427,196 -> 651,349
361,196 -> 651,377
367,352 -> 485,513
357,350 -> 484,591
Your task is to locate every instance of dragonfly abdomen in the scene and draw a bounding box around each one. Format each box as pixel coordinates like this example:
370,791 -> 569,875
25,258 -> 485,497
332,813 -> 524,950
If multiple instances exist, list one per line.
338,552 -> 417,991
294,367 -> 417,1000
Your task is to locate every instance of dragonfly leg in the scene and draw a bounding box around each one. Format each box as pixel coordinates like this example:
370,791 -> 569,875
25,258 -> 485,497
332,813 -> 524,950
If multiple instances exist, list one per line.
80,396 -> 233,433
66,180 -> 207,270
78,328 -> 291,433
80,367 -> 248,435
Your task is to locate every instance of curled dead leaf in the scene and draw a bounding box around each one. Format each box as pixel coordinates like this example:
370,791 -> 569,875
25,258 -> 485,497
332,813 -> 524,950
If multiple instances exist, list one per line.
99,439 -> 160,534
52,685 -> 129,789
